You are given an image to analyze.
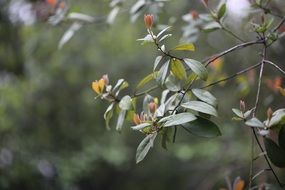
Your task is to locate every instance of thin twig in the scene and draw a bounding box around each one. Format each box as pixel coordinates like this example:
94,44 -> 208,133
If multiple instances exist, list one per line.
133,85 -> 159,97
202,40 -> 264,66
273,16 -> 285,32
249,133 -> 255,188
264,60 -> 285,76
201,62 -> 262,89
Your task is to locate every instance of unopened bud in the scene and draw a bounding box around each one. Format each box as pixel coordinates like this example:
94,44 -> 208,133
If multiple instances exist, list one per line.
102,74 -> 109,86
133,114 -> 141,125
240,100 -> 245,112
148,102 -> 157,114
190,10 -> 199,20
267,107 -> 273,121
144,14 -> 153,29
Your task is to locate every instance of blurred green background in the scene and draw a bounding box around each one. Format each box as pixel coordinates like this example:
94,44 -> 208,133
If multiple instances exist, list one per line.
0,0 -> 284,189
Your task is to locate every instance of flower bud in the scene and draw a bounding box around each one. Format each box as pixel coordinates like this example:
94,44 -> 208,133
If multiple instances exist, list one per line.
144,14 -> 153,29
267,107 -> 273,121
148,102 -> 157,114
102,74 -> 109,86
133,114 -> 141,125
240,100 -> 245,112
190,10 -> 199,20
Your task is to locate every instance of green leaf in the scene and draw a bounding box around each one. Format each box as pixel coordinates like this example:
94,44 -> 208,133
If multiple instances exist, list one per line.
161,128 -> 172,150
245,117 -> 265,128
136,73 -> 154,89
160,113 -> 197,127
159,34 -> 172,42
153,56 -> 163,71
119,95 -> 132,110
173,43 -> 195,51
278,126 -> 285,150
184,59 -> 208,81
265,109 -> 285,127
170,59 -> 187,80
182,101 -> 218,117
232,108 -> 243,118
264,137 -> 285,168
136,133 -> 157,163
182,117 -> 221,138
202,22 -> 221,33
156,60 -> 170,84
116,109 -> 126,132
165,74 -> 182,92
192,88 -> 217,107
157,26 -> 172,38
217,3 -> 226,19
131,123 -> 152,130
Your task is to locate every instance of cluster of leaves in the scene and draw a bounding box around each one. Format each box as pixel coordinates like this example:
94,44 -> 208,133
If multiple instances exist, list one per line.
233,106 -> 285,168
92,15 -> 222,163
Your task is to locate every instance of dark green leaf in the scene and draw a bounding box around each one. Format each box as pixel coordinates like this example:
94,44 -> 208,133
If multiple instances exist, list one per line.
136,133 -> 157,163
161,128 -> 172,150
182,101 -> 218,117
170,59 -> 187,80
192,88 -> 217,107
217,3 -> 226,19
182,117 -> 221,138
278,126 -> 285,150
264,137 -> 285,168
184,59 -> 208,81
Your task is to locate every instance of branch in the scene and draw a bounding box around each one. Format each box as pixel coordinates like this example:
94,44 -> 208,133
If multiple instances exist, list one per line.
201,62 -> 262,89
202,39 -> 264,67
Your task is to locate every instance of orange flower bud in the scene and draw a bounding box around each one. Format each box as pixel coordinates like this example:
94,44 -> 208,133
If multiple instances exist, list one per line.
267,107 -> 273,121
144,14 -> 153,29
92,78 -> 105,95
133,114 -> 141,125
46,0 -> 57,6
102,74 -> 109,86
190,10 -> 199,20
148,102 -> 157,114
240,100 -> 245,112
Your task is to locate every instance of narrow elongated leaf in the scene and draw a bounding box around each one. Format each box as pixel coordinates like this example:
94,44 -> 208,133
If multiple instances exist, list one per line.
203,22 -> 221,32
245,117 -> 264,128
136,73 -> 154,89
163,113 -> 197,127
68,12 -> 95,22
58,22 -> 82,49
279,126 -> 285,150
173,43 -> 195,51
171,59 -> 187,80
157,26 -> 172,38
159,34 -> 172,42
217,3 -> 226,19
184,59 -> 208,81
182,117 -> 221,137
182,101 -> 218,117
156,60 -> 170,84
264,137 -> 285,168
116,109 -> 126,132
119,95 -> 132,110
131,123 -> 151,130
192,88 -> 217,107
136,133 -> 157,163
104,103 -> 115,130
265,109 -> 285,127
154,56 -> 163,71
